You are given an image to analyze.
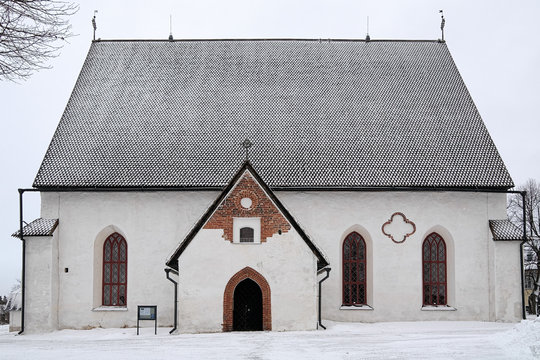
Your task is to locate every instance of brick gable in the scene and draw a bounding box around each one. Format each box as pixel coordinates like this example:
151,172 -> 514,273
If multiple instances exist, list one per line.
203,171 -> 291,242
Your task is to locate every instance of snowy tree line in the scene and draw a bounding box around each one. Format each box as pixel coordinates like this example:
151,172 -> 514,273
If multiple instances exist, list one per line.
0,281 -> 21,324
508,179 -> 540,315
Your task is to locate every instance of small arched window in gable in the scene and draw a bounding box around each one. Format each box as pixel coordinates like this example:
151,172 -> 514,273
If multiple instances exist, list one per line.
422,232 -> 447,306
342,232 -> 367,305
103,232 -> 127,306
240,227 -> 254,243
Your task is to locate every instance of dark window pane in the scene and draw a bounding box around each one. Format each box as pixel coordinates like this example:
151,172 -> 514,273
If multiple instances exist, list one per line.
438,263 -> 445,283
112,285 -> 118,305
105,242 -> 111,261
104,264 -> 110,283
351,264 -> 357,282
112,242 -> 118,261
438,244 -> 445,261
351,284 -> 358,303
344,285 -> 350,304
120,242 -> 126,261
120,264 -> 126,282
104,285 -> 110,305
358,284 -> 365,304
240,227 -> 254,242
112,264 -> 118,282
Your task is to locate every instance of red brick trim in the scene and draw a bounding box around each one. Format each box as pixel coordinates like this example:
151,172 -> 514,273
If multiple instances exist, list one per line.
381,212 -> 416,244
204,172 -> 291,242
222,267 -> 272,331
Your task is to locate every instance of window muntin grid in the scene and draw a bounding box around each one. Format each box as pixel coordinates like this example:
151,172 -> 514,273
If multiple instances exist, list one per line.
240,227 -> 255,243
103,232 -> 127,306
422,232 -> 447,306
342,232 -> 366,306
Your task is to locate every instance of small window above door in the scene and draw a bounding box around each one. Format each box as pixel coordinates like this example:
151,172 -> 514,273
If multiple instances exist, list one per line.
233,218 -> 261,243
240,227 -> 255,242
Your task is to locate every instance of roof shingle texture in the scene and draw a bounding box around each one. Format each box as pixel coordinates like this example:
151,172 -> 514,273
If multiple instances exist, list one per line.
489,219 -> 523,241
34,39 -> 513,189
12,218 -> 59,237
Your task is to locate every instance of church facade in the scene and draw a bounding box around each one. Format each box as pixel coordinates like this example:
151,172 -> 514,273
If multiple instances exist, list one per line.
15,39 -> 522,333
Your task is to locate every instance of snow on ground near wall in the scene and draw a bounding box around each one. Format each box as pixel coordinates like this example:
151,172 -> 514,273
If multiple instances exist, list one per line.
0,320 -> 538,360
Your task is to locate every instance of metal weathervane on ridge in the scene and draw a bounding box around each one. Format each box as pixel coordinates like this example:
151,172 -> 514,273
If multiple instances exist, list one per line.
241,139 -> 253,162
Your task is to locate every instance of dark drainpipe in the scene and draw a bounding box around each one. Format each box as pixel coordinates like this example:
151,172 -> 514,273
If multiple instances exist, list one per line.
317,267 -> 331,329
519,191 -> 527,320
165,268 -> 179,334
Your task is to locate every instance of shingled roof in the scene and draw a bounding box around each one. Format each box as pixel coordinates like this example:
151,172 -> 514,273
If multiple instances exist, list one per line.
34,39 -> 513,189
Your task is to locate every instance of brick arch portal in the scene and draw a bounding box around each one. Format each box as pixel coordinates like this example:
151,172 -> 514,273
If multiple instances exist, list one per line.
223,267 -> 271,331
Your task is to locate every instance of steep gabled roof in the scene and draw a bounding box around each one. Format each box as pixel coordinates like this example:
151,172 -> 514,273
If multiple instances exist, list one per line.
34,39 -> 512,189
166,161 -> 329,270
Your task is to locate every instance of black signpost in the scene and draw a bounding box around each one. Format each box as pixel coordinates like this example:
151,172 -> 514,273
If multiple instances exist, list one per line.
137,305 -> 157,335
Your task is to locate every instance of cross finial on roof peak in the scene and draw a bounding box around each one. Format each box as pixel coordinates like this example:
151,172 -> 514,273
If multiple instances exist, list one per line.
241,138 -> 253,161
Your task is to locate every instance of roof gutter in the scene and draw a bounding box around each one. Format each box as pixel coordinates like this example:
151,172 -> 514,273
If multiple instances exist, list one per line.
17,188 -> 40,335
33,185 -> 513,193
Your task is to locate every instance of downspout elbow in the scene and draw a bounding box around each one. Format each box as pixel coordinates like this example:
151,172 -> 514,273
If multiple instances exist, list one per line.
165,268 -> 179,334
318,267 -> 331,330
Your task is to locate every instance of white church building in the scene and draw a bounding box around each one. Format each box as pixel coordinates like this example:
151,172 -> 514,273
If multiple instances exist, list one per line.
14,38 -> 524,333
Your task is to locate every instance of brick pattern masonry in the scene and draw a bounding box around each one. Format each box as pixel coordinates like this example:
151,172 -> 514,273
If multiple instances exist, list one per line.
222,267 -> 272,331
204,171 -> 291,242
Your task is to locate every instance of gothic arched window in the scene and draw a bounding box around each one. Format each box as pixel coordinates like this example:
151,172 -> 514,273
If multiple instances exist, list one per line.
342,232 -> 367,305
103,233 -> 127,306
422,232 -> 447,306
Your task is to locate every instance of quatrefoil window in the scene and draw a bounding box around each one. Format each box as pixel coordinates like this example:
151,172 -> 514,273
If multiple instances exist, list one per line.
382,212 -> 416,244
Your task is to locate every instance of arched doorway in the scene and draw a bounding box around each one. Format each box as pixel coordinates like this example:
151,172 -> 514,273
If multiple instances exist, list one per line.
223,267 -> 271,331
233,278 -> 262,331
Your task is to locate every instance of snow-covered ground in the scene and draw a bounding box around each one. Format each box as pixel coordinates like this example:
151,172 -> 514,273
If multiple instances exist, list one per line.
1,320 -> 539,359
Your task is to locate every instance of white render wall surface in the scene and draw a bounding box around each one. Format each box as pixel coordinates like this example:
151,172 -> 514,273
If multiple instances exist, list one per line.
24,234 -> 59,333
40,191 -> 220,330
35,190 -> 521,332
276,191 -> 521,322
177,228 -> 318,333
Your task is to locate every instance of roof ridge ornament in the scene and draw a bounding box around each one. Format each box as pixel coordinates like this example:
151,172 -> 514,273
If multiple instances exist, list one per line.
241,138 -> 253,162
439,10 -> 445,42
168,15 -> 174,41
92,10 -> 98,41
365,16 -> 371,41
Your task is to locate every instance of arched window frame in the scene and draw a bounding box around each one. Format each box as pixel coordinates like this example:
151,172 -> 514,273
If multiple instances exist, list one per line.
342,232 -> 367,306
102,232 -> 127,306
422,232 -> 447,306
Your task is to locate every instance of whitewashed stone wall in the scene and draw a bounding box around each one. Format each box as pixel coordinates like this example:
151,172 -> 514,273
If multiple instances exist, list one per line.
177,228 -> 318,333
277,191 -> 521,322
31,190 -> 521,332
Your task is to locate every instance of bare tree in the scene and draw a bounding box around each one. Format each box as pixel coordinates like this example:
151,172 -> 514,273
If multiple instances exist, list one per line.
508,179 -> 540,315
0,0 -> 78,81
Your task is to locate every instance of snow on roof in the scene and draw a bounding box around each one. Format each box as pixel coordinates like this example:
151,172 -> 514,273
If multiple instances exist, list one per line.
34,39 -> 512,189
489,219 -> 523,241
11,218 -> 58,238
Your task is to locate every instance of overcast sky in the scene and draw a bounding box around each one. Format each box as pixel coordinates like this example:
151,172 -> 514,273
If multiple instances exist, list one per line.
1,0 -> 539,295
